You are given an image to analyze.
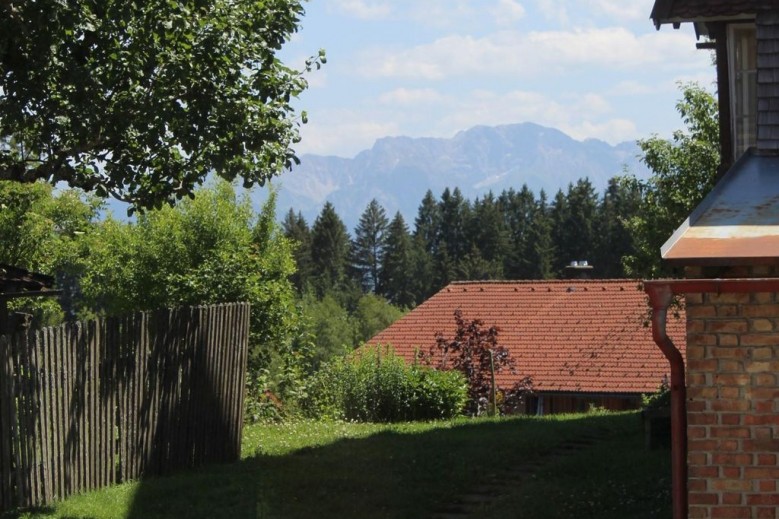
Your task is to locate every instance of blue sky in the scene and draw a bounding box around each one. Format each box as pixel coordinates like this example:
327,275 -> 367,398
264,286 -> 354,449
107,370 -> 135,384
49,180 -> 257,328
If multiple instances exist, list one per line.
281,0 -> 715,158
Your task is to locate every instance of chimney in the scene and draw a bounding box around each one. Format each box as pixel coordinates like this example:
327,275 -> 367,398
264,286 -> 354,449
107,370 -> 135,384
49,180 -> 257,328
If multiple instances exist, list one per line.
563,260 -> 594,279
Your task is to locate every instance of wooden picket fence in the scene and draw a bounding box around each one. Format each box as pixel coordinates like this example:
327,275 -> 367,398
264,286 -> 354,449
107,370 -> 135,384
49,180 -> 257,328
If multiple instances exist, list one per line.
0,303 -> 250,511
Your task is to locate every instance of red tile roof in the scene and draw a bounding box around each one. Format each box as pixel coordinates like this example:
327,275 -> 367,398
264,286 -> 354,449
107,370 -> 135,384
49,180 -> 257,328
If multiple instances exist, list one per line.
367,280 -> 686,395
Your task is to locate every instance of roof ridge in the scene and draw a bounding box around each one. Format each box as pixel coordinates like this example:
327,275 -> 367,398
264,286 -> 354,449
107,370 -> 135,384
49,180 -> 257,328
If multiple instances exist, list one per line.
448,279 -> 642,285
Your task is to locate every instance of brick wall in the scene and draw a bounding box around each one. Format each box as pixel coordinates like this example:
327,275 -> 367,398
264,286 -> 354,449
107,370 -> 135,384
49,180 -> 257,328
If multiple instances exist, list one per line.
685,266 -> 779,519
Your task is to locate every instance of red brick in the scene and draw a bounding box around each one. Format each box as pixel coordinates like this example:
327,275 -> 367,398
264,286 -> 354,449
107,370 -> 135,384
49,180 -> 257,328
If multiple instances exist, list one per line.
758,479 -> 776,492
747,494 -> 779,506
717,305 -> 741,317
689,359 -> 718,371
744,414 -> 779,426
708,293 -> 752,304
754,400 -> 775,413
720,413 -> 742,425
688,400 -> 707,412
688,372 -> 707,385
712,453 -> 753,465
722,466 -> 742,478
751,388 -> 779,399
711,346 -> 750,359
756,507 -> 777,519
688,505 -> 708,518
722,492 -> 743,505
689,451 -> 709,464
746,360 -> 773,373
688,305 -> 717,318
711,505 -> 751,518
689,413 -> 717,425
689,426 -> 708,439
752,347 -> 773,360
718,360 -> 744,372
743,305 -> 779,318
711,427 -> 750,439
689,492 -> 719,505
690,465 -> 719,478
689,386 -> 718,399
711,399 -> 751,412
689,478 -> 708,492
718,334 -> 740,346
752,373 -> 776,385
757,453 -> 777,465
689,333 -> 718,347
751,319 -> 775,332
741,333 -> 779,346
707,320 -> 749,333
711,480 -> 753,492
719,388 -> 742,400
745,467 -> 779,479
714,374 -> 751,386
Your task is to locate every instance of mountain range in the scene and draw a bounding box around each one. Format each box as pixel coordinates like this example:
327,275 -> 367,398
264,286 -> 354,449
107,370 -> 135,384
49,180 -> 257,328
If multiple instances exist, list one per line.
267,122 -> 650,231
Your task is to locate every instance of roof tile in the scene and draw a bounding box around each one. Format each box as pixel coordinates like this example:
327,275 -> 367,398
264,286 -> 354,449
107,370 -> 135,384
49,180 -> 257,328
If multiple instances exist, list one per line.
367,280 -> 686,395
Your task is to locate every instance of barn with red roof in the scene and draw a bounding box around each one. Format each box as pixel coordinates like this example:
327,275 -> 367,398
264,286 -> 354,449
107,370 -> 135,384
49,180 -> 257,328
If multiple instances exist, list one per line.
367,279 -> 686,414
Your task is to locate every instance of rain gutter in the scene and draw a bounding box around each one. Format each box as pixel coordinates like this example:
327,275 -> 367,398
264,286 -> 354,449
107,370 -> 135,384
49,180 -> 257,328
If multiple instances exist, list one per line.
643,278 -> 779,519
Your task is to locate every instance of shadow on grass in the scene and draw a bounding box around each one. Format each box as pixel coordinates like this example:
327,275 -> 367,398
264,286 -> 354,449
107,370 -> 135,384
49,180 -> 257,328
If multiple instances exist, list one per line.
2,413 -> 670,519
123,413 -> 667,519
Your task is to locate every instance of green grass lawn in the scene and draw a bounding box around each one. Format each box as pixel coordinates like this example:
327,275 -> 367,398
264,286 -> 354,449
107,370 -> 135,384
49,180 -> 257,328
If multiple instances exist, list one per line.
4,412 -> 670,519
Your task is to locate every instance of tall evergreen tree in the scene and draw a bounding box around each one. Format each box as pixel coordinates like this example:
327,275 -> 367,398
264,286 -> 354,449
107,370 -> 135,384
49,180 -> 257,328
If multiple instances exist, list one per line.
500,185 -> 536,278
414,189 -> 441,255
379,213 -> 416,308
282,209 -> 313,292
564,178 -> 599,267
310,202 -> 350,297
437,187 -> 471,265
526,190 -> 555,279
593,176 -> 642,278
468,192 -> 507,279
350,199 -> 389,293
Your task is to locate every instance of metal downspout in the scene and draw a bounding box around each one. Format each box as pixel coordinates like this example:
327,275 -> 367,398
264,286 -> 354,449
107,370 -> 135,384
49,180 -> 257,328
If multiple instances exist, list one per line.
644,282 -> 687,519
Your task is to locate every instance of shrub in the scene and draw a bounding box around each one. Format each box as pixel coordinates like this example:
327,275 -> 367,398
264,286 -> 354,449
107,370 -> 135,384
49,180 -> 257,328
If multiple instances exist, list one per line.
306,346 -> 467,422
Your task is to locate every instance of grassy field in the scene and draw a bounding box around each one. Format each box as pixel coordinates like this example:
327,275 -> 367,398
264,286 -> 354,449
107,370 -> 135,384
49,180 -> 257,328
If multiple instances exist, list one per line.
4,412 -> 670,519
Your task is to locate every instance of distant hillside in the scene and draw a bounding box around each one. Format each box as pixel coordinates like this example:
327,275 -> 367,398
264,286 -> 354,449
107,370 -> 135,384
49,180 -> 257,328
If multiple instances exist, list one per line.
265,122 -> 649,231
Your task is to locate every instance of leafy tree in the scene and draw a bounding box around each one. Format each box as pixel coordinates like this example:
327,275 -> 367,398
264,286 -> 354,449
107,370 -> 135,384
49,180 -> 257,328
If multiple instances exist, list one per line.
0,1 -> 324,211
426,310 -> 532,415
623,83 -> 719,278
297,292 -> 355,369
80,180 -> 300,371
352,293 -> 404,344
350,199 -> 389,293
0,180 -> 100,324
379,212 -> 417,308
310,202 -> 350,297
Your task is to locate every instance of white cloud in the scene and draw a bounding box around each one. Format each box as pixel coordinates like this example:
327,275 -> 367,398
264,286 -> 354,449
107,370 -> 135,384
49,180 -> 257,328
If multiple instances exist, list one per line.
328,0 -> 392,20
296,110 -> 400,157
535,0 -> 569,26
378,88 -> 448,105
491,0 -> 526,26
590,0 -> 654,22
358,27 -> 708,80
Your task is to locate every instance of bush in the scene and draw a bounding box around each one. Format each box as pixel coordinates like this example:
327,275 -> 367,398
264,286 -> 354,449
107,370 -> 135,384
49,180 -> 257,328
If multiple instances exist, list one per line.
306,346 -> 467,422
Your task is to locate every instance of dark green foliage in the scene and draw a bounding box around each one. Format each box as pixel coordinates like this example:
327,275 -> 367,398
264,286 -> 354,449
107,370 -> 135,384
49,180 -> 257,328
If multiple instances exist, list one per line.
426,310 -> 532,415
282,209 -> 313,292
310,202 -> 350,296
378,212 -> 417,308
0,0 -> 323,211
350,199 -> 389,293
623,83 -> 720,278
306,347 -> 468,422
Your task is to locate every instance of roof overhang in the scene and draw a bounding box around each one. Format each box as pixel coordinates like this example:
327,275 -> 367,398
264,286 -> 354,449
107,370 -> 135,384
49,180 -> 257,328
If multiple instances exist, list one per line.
661,151 -> 779,266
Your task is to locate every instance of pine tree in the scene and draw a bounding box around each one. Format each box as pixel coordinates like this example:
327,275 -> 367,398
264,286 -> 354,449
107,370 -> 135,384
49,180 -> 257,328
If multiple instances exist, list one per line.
527,190 -> 555,279
593,176 -> 642,278
350,199 -> 389,293
379,213 -> 416,308
468,192 -> 507,279
437,187 -> 471,267
414,189 -> 441,255
310,202 -> 350,297
281,209 -> 313,292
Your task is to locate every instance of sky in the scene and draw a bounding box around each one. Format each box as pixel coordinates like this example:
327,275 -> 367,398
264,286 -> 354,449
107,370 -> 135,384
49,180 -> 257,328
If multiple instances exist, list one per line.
280,0 -> 715,159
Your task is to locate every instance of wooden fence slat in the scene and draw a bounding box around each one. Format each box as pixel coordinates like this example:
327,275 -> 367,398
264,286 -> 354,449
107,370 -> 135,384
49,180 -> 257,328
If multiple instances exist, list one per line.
0,304 -> 249,512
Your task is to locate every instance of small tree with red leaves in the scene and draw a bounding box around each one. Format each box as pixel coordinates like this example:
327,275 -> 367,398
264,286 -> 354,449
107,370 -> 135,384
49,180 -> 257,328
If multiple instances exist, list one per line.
423,309 -> 532,415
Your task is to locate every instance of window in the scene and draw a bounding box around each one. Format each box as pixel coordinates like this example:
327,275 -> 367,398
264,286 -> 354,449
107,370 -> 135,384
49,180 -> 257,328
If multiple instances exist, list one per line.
728,24 -> 757,158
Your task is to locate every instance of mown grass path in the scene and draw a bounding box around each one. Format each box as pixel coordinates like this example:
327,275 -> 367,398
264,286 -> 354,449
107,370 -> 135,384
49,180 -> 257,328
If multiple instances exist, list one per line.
5,412 -> 670,519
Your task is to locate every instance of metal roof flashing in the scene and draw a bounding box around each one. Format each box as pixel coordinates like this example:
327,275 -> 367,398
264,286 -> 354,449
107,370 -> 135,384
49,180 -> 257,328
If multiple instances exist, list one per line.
661,150 -> 779,265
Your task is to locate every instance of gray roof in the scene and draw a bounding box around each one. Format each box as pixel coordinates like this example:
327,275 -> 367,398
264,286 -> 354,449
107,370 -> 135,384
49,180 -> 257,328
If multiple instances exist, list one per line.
661,150 -> 779,265
651,0 -> 770,28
